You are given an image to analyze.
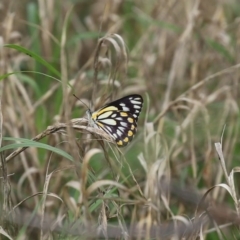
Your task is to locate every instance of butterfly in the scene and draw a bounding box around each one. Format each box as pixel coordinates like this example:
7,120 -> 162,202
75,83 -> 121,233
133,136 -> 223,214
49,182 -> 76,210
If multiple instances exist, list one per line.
86,94 -> 143,147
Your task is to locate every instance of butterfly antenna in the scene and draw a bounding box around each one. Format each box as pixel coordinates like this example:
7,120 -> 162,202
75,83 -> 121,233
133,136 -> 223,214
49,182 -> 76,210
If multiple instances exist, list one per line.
73,94 -> 89,110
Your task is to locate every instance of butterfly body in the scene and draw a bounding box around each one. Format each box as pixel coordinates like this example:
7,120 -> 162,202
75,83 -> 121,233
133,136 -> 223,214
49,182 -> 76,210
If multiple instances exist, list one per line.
87,94 -> 143,147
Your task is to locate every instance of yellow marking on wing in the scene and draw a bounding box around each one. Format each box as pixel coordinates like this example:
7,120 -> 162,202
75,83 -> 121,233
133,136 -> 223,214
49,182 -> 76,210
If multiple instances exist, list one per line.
128,130 -> 133,137
96,122 -> 104,128
117,140 -> 123,146
120,112 -> 128,117
91,112 -> 98,120
123,137 -> 129,143
131,125 -> 135,130
97,106 -> 118,115
128,117 -> 134,123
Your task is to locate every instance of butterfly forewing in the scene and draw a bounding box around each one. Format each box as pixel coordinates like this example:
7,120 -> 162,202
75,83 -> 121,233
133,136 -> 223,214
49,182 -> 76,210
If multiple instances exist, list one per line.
101,94 -> 143,121
88,94 -> 143,147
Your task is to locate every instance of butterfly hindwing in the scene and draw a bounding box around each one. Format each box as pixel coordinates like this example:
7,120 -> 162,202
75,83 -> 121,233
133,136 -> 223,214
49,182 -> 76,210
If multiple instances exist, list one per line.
88,94 -> 143,147
95,111 -> 137,147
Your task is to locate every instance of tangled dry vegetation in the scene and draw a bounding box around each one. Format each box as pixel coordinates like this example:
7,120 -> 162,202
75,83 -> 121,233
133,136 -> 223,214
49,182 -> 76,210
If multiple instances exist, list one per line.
0,0 -> 240,239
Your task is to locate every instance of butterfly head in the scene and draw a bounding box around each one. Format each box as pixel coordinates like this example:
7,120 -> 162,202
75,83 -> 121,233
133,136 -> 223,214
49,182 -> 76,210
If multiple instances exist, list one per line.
86,109 -> 92,118
86,108 -> 96,128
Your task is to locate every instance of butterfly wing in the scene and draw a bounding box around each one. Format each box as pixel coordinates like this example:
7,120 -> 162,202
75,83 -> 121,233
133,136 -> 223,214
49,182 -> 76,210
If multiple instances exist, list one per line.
89,94 -> 143,147
101,94 -> 143,122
